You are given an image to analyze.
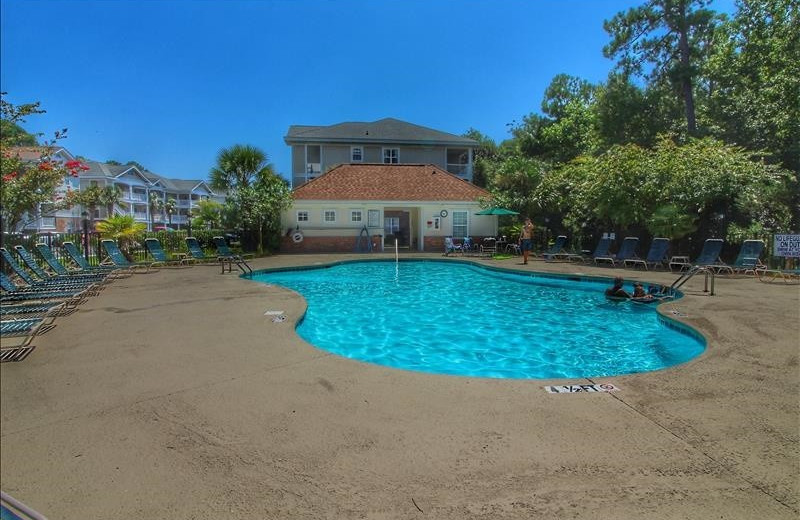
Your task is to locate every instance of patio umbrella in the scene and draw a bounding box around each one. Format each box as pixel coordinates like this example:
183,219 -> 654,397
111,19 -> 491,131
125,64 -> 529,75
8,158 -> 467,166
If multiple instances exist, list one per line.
475,207 -> 519,216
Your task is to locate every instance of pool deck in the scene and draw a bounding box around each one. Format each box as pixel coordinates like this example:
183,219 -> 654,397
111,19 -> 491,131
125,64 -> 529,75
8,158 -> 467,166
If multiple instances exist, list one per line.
1,253 -> 798,519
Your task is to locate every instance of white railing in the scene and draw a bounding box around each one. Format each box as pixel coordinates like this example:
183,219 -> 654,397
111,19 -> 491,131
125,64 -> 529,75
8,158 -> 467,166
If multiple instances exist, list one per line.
171,215 -> 188,224
134,212 -> 148,220
446,164 -> 472,177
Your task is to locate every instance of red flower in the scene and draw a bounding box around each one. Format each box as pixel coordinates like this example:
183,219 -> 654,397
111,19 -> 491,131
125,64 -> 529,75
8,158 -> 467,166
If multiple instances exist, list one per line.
2,172 -> 18,181
39,161 -> 53,171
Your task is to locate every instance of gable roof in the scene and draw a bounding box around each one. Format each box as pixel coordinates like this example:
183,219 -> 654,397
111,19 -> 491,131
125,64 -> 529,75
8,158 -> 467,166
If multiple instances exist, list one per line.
293,164 -> 490,202
285,118 -> 478,147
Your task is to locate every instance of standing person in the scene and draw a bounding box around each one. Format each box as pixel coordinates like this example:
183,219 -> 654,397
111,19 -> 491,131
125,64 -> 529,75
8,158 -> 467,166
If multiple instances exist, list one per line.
519,217 -> 534,265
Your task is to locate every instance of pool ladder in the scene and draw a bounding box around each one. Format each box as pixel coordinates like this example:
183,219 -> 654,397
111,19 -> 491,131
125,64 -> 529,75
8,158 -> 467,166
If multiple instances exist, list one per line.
220,255 -> 253,276
671,265 -> 715,295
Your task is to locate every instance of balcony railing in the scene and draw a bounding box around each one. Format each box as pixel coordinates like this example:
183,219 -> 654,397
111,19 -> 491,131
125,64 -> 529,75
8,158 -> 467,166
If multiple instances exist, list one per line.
446,164 -> 473,177
134,212 -> 148,220
124,194 -> 148,202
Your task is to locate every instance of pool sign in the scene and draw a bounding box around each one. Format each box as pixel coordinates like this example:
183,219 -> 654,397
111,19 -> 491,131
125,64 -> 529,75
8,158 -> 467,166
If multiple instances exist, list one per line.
544,383 -> 619,393
773,234 -> 800,258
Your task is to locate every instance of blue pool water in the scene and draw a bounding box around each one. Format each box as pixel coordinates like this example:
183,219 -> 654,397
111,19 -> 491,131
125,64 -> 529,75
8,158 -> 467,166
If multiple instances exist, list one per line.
252,260 -> 705,379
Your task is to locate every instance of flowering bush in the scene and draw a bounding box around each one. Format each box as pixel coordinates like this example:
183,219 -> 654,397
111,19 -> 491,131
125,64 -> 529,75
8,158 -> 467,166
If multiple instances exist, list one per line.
1,94 -> 85,232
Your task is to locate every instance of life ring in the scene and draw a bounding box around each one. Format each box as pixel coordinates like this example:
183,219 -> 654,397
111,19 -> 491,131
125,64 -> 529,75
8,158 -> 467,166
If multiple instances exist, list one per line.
291,231 -> 304,243
440,210 -> 448,218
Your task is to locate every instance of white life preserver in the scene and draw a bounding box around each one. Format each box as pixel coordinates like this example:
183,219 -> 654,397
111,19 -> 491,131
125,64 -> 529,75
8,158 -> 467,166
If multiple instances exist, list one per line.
291,231 -> 304,243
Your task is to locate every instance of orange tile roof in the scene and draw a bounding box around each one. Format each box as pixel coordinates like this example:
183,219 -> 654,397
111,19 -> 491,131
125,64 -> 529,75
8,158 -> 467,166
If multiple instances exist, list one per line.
293,164 -> 490,202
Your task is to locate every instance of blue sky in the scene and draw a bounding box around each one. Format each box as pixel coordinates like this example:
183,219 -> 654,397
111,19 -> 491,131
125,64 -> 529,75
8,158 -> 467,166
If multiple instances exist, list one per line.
1,0 -> 735,182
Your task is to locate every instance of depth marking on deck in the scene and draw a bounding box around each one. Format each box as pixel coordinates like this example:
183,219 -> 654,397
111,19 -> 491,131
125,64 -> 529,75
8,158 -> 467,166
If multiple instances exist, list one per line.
544,383 -> 619,393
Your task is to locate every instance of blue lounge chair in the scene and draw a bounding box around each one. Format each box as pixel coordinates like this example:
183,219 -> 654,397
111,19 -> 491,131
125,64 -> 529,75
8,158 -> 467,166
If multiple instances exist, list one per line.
608,237 -> 640,266
693,239 -> 726,272
212,236 -> 253,260
35,242 -> 111,281
100,239 -> 159,272
1,314 -> 57,348
185,237 -> 218,263
725,239 -> 766,275
568,237 -> 614,264
1,300 -> 73,319
145,238 -> 191,267
28,243 -> 109,284
1,247 -> 98,292
542,235 -> 569,261
0,272 -> 90,305
624,238 -> 670,270
62,241 -> 129,277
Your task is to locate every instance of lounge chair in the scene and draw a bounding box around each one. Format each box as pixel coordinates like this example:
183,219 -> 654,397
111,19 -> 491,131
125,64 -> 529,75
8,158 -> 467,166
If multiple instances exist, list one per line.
692,238 -> 727,272
62,241 -> 130,277
185,237 -> 218,263
574,237 -> 615,265
1,247 -> 99,292
723,239 -> 766,275
1,300 -> 73,319
606,237 -> 640,266
29,243 -> 110,284
567,237 -> 614,264
756,267 -> 800,284
444,237 -> 463,256
100,239 -> 160,272
212,236 -> 254,260
542,235 -> 569,261
145,238 -> 191,267
0,272 -> 90,305
1,315 -> 57,348
624,237 -> 670,270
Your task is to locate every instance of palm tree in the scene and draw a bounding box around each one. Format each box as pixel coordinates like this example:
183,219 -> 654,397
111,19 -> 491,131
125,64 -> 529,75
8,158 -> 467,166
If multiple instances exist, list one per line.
148,191 -> 164,230
95,215 -> 146,260
164,197 -> 177,227
100,185 -> 122,217
209,144 -> 272,191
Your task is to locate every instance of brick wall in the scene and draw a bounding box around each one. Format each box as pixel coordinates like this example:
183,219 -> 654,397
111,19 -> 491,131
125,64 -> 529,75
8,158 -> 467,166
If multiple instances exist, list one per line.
280,235 -> 382,253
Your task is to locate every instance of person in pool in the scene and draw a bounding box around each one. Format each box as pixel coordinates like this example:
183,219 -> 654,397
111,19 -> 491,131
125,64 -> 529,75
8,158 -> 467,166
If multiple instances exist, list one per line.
632,282 -> 654,300
605,276 -> 631,298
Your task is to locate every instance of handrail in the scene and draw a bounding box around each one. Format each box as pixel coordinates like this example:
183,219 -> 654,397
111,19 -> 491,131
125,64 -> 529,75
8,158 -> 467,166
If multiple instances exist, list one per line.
671,265 -> 715,295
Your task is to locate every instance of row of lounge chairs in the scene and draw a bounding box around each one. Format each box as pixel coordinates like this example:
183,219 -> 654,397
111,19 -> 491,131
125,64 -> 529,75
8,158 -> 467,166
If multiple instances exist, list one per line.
0,236 -> 250,361
526,235 -> 785,277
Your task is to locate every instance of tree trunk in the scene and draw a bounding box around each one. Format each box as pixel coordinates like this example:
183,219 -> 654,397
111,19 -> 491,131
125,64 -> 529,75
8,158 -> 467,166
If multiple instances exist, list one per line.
677,10 -> 697,134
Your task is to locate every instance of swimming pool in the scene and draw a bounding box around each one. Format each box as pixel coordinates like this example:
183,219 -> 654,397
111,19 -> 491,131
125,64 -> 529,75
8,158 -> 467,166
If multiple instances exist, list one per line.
251,260 -> 705,379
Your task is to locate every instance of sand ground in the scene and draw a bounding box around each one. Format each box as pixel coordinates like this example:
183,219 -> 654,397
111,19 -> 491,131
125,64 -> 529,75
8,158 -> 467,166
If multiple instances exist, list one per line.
1,253 -> 798,519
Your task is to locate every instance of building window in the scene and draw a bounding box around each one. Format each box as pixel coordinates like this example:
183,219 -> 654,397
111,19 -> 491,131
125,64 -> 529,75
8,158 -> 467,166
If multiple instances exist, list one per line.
297,211 -> 309,222
382,148 -> 399,164
351,210 -> 362,223
323,209 -> 336,223
384,217 -> 399,235
367,209 -> 380,228
351,146 -> 363,163
452,210 -> 468,238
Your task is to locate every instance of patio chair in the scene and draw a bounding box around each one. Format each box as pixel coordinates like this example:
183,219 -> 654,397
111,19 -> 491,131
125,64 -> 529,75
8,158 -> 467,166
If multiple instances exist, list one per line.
724,239 -> 766,275
572,237 -> 614,265
756,267 -> 800,285
567,238 -> 614,266
0,300 -> 74,319
480,237 -> 497,257
100,239 -> 160,272
185,237 -> 218,263
692,239 -> 727,272
0,272 -> 91,305
542,235 -> 569,261
606,237 -> 640,266
62,241 -> 130,277
212,236 -> 254,260
30,243 -> 110,284
145,238 -> 191,267
1,315 -> 57,349
624,238 -> 670,270
443,237 -> 463,256
1,247 -> 99,292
